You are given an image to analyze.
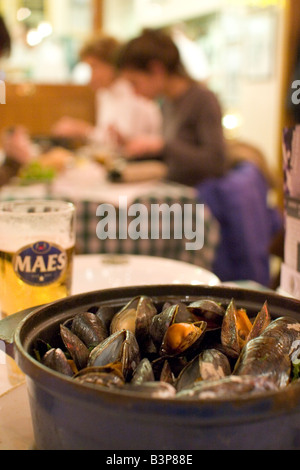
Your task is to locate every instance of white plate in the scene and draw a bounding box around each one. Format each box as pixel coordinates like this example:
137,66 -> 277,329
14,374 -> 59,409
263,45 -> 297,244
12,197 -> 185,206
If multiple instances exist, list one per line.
72,254 -> 220,295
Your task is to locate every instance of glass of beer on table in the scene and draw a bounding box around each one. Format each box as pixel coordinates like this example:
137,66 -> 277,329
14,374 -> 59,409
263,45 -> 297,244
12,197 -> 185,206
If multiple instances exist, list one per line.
0,200 -> 76,384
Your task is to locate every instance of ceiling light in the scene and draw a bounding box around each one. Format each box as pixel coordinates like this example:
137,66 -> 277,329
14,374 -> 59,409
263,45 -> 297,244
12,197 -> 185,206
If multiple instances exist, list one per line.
17,8 -> 32,22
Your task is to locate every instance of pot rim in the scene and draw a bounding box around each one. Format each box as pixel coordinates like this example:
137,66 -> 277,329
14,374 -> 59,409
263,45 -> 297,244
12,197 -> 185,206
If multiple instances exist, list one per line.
12,284 -> 300,423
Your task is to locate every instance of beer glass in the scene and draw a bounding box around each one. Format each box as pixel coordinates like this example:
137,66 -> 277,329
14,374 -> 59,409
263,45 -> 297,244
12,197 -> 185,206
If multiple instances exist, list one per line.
0,200 -> 76,318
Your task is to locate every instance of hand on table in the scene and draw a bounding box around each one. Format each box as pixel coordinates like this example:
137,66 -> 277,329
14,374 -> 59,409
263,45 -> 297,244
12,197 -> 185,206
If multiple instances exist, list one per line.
51,117 -> 93,140
123,136 -> 164,160
2,127 -> 34,165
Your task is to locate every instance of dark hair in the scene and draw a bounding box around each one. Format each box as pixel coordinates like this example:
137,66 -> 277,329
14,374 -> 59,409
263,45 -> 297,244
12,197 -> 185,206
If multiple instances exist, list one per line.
117,28 -> 187,76
0,16 -> 11,57
80,35 -> 121,65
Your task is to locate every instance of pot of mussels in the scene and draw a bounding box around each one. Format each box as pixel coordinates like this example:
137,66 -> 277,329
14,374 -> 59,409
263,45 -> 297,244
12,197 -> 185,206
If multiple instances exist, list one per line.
1,284 -> 300,450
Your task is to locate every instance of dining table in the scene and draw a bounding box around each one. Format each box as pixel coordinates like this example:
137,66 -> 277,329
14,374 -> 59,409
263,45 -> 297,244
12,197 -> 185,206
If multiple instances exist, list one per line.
0,150 -> 221,450
0,156 -> 221,272
0,252 -> 221,450
1,150 -> 299,451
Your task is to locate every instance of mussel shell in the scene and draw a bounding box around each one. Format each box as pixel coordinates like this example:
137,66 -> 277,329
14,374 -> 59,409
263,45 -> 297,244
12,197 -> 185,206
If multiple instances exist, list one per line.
160,321 -> 207,358
159,360 -> 175,385
88,329 -> 141,381
187,299 -> 225,329
124,381 -> 177,399
151,355 -> 187,381
71,312 -> 107,349
134,296 -> 157,349
74,366 -> 125,389
290,340 -> 300,364
92,305 -> 116,332
234,336 -> 292,388
176,349 -> 231,392
110,297 -> 140,334
60,324 -> 90,370
110,296 -> 157,354
198,349 -> 231,380
220,299 -> 239,356
42,348 -> 74,377
247,301 -> 271,343
150,304 -> 178,349
131,358 -> 155,385
262,316 -> 300,352
176,375 -> 279,401
233,317 -> 300,388
162,301 -> 195,323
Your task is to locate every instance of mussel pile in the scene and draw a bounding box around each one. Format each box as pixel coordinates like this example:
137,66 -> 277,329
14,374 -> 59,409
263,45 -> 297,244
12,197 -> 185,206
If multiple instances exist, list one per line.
36,296 -> 300,401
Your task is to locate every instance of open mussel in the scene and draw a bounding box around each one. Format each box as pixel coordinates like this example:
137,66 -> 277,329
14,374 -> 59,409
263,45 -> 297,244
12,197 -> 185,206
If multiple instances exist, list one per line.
176,349 -> 231,392
221,300 -> 271,358
150,304 -> 178,350
88,329 -> 141,381
187,299 -> 225,330
150,303 -> 207,358
111,296 -> 157,354
160,321 -> 207,358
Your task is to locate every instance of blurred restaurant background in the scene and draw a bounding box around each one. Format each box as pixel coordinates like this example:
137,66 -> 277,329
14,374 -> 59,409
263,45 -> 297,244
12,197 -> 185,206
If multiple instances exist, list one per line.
1,0 -> 300,289
1,0 -> 299,177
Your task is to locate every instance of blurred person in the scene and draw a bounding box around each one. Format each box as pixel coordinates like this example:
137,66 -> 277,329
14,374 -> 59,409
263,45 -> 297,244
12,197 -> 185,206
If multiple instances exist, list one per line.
198,139 -> 283,286
52,35 -> 162,149
0,127 -> 34,186
0,15 -> 11,58
0,17 -> 33,186
117,29 -> 226,186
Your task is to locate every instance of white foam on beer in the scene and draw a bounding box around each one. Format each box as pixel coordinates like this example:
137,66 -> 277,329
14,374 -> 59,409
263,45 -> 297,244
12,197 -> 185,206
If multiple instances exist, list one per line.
0,201 -> 75,252
0,234 -> 74,252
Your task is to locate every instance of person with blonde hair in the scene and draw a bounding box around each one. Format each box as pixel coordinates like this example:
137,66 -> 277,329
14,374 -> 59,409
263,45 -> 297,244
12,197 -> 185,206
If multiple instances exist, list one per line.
52,34 -> 162,149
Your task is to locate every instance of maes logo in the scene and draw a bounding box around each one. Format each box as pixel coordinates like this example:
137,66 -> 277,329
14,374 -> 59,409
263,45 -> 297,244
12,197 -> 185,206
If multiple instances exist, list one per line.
13,241 -> 67,286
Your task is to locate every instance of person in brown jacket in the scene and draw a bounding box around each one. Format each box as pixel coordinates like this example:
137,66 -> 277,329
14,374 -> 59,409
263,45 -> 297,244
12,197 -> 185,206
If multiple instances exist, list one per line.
117,29 -> 226,187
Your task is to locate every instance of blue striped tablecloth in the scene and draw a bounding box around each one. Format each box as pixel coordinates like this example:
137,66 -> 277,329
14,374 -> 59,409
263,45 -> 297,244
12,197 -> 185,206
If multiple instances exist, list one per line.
56,182 -> 220,272
0,176 -> 220,272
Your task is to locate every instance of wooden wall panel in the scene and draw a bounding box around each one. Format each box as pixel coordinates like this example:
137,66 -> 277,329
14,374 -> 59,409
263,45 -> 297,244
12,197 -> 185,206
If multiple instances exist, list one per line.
93,0 -> 104,32
0,83 -> 95,136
